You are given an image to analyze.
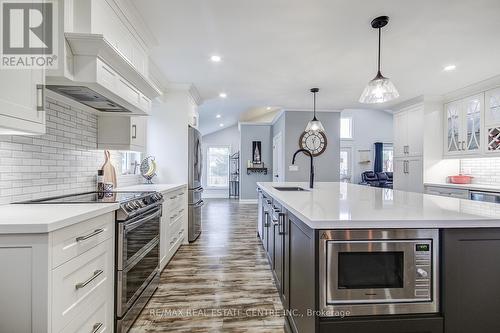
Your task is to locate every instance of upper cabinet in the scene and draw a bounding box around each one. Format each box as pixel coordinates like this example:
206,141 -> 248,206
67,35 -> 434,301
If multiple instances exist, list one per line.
485,88 -> 500,154
0,68 -> 45,135
97,116 -> 147,152
444,94 -> 483,157
394,104 -> 423,158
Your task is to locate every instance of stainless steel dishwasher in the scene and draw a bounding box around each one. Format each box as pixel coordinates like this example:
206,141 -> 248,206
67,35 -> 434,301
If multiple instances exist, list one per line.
470,190 -> 500,203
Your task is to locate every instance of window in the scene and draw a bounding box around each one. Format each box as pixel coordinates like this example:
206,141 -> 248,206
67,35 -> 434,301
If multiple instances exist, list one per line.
340,147 -> 352,182
340,117 -> 353,139
207,146 -> 230,188
121,152 -> 142,175
382,144 -> 394,172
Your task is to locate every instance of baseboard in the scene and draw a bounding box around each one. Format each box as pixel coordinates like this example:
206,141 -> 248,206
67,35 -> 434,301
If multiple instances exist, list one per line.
239,199 -> 258,204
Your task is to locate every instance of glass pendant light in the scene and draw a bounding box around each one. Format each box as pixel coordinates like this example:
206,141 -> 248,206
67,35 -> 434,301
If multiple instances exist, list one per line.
305,88 -> 325,133
359,16 -> 399,104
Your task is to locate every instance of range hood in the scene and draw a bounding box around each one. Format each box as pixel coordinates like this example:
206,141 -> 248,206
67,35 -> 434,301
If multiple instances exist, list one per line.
46,33 -> 162,115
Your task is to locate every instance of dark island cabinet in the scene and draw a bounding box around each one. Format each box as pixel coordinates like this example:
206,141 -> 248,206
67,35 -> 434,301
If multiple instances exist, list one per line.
319,316 -> 443,333
442,229 -> 500,333
287,213 -> 316,333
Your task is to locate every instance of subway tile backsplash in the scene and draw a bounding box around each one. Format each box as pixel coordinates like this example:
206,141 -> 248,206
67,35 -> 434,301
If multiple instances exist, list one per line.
460,157 -> 500,186
0,97 -> 141,204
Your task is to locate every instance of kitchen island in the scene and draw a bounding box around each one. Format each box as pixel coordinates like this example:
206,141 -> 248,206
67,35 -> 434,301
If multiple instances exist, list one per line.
257,182 -> 500,333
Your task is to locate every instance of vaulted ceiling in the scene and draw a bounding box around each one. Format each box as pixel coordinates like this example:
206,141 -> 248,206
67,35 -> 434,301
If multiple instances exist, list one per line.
136,0 -> 500,134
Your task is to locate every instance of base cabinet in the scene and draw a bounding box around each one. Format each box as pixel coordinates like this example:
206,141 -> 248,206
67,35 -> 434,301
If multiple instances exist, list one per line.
319,316 -> 443,333
442,229 -> 500,333
287,213 -> 316,333
159,186 -> 187,271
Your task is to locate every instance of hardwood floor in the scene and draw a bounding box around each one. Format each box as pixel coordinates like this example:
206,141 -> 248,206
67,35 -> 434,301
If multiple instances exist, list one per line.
130,199 -> 285,332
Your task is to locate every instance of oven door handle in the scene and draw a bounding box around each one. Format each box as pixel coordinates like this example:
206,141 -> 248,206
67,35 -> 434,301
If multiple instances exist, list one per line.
125,208 -> 162,232
193,200 -> 204,208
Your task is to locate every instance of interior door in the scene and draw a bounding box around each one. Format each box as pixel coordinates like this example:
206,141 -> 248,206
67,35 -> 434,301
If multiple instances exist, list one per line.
273,132 -> 284,182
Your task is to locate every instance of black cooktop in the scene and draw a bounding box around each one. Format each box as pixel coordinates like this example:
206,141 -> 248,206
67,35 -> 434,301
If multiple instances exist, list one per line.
18,191 -> 154,204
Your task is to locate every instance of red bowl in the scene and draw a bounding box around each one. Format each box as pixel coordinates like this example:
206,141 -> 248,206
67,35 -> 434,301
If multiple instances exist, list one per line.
449,175 -> 473,184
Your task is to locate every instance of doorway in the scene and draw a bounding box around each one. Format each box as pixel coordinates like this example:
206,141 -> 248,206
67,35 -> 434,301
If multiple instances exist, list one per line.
273,132 -> 284,182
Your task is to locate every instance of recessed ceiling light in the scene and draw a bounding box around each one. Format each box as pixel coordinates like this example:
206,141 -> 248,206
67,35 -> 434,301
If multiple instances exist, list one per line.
219,92 -> 227,98
210,55 -> 222,62
443,64 -> 456,71
219,123 -> 224,127
216,114 -> 221,118
266,106 -> 272,110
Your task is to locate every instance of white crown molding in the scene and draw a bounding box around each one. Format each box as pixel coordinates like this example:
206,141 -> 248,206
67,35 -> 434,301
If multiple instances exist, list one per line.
165,82 -> 203,105
107,0 -> 158,51
443,74 -> 500,103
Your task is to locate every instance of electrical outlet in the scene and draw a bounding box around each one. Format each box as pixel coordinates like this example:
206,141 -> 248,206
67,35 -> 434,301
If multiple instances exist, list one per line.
289,165 -> 299,171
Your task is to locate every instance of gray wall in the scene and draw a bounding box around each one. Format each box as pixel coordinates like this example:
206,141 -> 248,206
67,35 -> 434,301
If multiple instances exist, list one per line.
271,111 -> 341,183
240,124 -> 272,200
341,109 -> 393,184
201,125 -> 240,198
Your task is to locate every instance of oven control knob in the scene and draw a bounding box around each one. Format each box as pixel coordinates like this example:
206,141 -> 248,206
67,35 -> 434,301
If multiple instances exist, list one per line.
125,202 -> 134,211
416,268 -> 428,278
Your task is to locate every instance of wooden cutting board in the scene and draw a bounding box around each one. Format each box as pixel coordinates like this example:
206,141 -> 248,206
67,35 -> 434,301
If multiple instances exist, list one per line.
101,150 -> 117,188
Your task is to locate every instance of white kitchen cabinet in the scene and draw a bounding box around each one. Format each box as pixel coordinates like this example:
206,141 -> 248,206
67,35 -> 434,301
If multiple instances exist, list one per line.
444,94 -> 483,157
159,186 -> 187,271
98,115 -> 147,152
0,212 -> 114,333
0,68 -> 45,135
484,87 -> 500,154
394,157 -> 423,193
394,105 -> 423,158
424,185 -> 469,199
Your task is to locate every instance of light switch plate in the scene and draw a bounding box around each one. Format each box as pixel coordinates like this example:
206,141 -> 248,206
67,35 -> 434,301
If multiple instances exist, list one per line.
289,165 -> 299,171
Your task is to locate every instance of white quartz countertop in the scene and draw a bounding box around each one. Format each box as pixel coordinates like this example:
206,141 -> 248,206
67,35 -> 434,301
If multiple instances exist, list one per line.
116,183 -> 186,193
424,182 -> 500,193
0,203 -> 119,234
257,182 -> 500,229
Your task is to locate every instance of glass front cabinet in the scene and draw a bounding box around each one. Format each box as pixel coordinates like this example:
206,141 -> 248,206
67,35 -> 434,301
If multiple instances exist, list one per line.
444,94 -> 483,156
485,88 -> 500,154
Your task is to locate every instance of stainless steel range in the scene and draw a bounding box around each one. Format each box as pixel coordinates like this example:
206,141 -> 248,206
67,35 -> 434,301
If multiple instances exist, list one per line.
19,191 -> 164,332
114,192 -> 163,333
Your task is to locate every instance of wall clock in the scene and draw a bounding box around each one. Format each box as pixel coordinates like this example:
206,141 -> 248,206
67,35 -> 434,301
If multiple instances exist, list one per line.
299,130 -> 327,156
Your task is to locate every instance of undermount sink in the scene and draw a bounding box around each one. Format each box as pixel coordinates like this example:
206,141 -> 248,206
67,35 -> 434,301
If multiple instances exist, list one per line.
273,186 -> 308,192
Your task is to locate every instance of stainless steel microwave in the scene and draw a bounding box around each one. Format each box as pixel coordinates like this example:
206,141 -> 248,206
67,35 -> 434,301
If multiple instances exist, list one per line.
319,229 -> 439,317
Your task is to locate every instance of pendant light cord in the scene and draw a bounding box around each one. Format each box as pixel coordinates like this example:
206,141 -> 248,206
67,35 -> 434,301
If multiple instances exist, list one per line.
377,27 -> 381,74
313,91 -> 317,119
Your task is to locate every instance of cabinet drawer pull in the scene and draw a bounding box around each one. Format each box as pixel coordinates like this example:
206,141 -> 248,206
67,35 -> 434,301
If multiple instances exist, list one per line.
131,124 -> 137,139
76,229 -> 104,242
170,195 -> 177,200
36,84 -> 44,111
178,229 -> 184,235
179,208 -> 185,213
91,322 -> 103,333
170,214 -> 178,219
75,270 -> 103,290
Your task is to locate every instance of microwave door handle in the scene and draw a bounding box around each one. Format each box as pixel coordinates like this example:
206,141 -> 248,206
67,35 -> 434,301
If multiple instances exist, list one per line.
125,209 -> 162,232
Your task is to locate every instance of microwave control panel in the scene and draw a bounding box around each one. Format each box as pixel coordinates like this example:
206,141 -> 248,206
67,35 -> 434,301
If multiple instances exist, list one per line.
414,241 -> 433,299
